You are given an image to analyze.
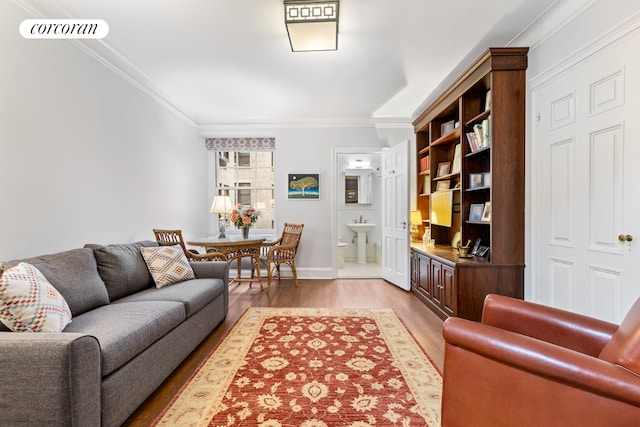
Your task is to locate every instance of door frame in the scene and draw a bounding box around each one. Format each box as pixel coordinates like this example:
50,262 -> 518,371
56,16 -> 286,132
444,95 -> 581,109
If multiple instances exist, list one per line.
331,146 -> 383,278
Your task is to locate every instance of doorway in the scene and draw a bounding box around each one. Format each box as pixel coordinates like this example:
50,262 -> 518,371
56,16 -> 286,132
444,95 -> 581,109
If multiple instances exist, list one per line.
333,148 -> 382,278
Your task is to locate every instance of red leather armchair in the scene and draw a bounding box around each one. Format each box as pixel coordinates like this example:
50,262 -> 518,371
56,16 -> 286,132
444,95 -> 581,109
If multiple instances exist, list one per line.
441,294 -> 640,427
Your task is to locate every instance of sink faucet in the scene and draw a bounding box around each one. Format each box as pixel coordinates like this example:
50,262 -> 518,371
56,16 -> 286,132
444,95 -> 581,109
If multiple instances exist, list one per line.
359,215 -> 363,223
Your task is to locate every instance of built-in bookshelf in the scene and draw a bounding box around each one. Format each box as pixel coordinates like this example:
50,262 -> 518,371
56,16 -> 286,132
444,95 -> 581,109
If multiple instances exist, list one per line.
411,47 -> 528,321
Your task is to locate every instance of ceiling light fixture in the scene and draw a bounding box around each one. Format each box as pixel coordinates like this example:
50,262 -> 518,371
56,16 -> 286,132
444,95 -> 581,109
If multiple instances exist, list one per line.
348,160 -> 371,169
284,0 -> 339,52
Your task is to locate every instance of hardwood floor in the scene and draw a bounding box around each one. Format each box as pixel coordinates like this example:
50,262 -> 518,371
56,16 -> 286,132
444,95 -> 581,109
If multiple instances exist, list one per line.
124,278 -> 445,426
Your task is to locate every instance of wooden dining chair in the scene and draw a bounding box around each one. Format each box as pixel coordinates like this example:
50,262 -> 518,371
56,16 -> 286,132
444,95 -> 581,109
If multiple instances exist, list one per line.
259,223 -> 304,286
153,229 -> 227,262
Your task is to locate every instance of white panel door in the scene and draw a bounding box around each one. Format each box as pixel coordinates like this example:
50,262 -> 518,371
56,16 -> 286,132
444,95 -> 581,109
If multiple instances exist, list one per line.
531,28 -> 640,322
381,141 -> 410,290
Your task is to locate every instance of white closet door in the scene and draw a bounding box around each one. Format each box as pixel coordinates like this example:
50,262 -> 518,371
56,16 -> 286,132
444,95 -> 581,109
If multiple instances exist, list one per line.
531,28 -> 640,322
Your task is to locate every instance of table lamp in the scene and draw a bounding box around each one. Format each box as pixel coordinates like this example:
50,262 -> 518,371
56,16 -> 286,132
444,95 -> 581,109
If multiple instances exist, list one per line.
410,210 -> 423,242
210,195 -> 232,238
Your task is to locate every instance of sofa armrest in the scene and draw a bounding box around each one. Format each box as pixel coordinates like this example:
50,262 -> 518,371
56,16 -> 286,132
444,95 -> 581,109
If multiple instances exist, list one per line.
443,317 -> 640,407
0,332 -> 101,426
481,294 -> 618,356
190,260 -> 229,285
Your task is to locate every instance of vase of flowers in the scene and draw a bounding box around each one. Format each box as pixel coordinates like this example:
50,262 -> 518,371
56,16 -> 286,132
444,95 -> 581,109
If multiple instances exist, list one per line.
229,204 -> 260,238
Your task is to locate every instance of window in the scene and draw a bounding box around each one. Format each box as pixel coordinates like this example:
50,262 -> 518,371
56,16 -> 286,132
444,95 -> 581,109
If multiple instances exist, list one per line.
215,150 -> 275,230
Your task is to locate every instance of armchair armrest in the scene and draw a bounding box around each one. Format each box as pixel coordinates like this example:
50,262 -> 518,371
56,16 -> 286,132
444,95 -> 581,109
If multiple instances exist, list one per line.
0,333 -> 101,426
266,243 -> 298,260
188,251 -> 227,262
481,294 -> 618,356
443,317 -> 640,407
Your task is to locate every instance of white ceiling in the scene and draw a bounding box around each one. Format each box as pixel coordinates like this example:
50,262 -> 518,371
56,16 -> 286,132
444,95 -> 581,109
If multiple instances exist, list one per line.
20,0 -> 558,126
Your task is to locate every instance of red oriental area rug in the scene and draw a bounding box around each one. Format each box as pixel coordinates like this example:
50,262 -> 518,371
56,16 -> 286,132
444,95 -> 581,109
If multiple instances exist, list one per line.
154,307 -> 442,426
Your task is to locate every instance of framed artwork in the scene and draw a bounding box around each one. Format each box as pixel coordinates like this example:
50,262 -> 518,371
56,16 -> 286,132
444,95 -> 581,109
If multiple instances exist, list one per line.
469,173 -> 484,189
471,238 -> 482,255
469,203 -> 484,221
481,201 -> 492,221
435,180 -> 450,192
437,162 -> 451,177
482,172 -> 491,187
288,173 -> 319,199
476,246 -> 490,257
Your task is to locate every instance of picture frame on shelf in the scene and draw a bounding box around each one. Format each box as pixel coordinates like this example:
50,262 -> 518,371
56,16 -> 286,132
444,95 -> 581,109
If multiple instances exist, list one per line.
436,180 -> 450,192
471,238 -> 482,255
469,203 -> 484,221
482,172 -> 491,187
481,201 -> 491,222
441,120 -> 455,135
476,245 -> 490,257
437,162 -> 451,177
469,173 -> 483,189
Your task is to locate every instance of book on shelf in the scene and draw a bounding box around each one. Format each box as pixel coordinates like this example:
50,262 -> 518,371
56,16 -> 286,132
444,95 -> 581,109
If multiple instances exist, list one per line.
451,143 -> 461,174
473,124 -> 484,148
466,131 -> 479,152
482,117 -> 491,147
421,174 -> 430,194
467,116 -> 491,151
485,89 -> 491,111
420,155 -> 430,173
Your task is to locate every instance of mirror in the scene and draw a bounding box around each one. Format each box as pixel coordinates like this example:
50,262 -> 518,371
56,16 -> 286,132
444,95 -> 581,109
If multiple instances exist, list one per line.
345,169 -> 373,204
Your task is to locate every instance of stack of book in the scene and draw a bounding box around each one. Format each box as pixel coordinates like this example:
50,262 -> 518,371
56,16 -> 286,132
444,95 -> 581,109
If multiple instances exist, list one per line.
420,155 -> 429,173
466,116 -> 491,152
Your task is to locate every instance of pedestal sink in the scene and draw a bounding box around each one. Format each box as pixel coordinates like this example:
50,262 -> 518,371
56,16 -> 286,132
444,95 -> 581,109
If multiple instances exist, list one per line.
347,223 -> 376,264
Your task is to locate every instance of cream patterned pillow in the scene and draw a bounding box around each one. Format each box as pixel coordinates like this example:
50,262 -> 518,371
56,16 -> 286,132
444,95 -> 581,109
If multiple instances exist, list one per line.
0,262 -> 72,332
140,245 -> 195,288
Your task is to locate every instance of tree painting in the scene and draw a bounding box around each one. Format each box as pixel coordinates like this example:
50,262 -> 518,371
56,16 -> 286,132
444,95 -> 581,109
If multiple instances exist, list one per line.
288,174 -> 319,199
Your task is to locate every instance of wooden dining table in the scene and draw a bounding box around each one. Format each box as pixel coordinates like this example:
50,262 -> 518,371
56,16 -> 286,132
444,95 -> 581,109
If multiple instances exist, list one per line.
187,236 -> 267,290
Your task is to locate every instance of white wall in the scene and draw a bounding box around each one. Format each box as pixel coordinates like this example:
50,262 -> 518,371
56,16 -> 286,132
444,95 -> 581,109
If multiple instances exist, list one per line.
0,2 -> 209,260
276,128 -> 385,277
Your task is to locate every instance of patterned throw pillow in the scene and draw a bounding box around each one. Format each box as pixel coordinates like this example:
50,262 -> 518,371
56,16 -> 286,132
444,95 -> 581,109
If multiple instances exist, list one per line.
140,245 -> 195,288
0,262 -> 72,332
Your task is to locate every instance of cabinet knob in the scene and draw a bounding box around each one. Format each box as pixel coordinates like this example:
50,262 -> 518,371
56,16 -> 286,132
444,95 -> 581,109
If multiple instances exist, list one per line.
618,234 -> 633,242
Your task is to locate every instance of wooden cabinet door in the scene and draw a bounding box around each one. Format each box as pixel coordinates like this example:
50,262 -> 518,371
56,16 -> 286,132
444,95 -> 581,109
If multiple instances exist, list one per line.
418,254 -> 431,298
431,260 -> 443,306
442,264 -> 456,316
410,251 -> 418,291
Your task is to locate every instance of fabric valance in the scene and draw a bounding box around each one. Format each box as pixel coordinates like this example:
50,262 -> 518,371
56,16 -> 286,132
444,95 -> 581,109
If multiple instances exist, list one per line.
205,137 -> 275,151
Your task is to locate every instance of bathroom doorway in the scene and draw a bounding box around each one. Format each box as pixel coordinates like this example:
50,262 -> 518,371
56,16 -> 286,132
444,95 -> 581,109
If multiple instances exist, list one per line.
333,148 -> 383,278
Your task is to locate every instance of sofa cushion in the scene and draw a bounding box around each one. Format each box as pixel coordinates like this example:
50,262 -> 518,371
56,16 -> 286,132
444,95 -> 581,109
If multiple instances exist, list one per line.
140,245 -> 195,288
0,263 -> 72,332
599,297 -> 640,374
63,300 -> 186,376
114,278 -> 225,317
4,248 -> 109,316
85,240 -> 157,301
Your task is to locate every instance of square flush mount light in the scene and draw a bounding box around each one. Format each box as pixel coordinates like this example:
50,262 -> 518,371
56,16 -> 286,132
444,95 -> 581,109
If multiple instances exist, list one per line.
284,0 -> 339,52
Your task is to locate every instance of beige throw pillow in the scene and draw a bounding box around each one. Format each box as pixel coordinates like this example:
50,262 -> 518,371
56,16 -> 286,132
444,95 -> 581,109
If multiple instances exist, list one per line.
0,262 -> 72,332
140,245 -> 195,288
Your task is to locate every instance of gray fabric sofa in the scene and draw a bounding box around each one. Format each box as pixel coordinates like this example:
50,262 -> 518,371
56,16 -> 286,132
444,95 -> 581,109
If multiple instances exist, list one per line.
0,240 -> 229,427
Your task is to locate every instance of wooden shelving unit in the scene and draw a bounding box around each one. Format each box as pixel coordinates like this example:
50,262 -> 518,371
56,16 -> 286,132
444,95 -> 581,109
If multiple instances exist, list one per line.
410,47 -> 528,321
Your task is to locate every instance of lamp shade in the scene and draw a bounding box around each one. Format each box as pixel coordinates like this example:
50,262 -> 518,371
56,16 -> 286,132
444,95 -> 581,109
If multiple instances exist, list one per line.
410,210 -> 423,226
284,0 -> 339,52
210,195 -> 232,214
